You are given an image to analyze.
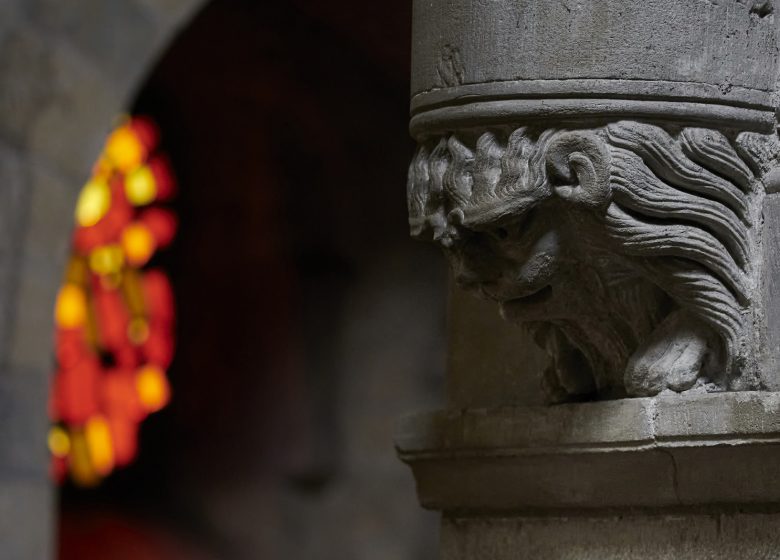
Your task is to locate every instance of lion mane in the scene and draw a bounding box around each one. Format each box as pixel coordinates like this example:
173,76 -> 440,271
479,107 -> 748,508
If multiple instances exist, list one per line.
408,120 -> 767,395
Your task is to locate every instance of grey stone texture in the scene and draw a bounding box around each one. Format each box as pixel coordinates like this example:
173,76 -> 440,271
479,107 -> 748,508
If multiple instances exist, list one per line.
409,121 -> 772,399
407,0 -> 780,400
25,0 -> 162,88
0,143 -> 29,362
397,392 -> 780,511
0,27 -> 55,149
760,193 -> 780,388
440,513 -> 780,560
403,0 -> 780,558
0,1 -> 207,557
411,0 -> 779,95
410,0 -> 779,134
0,478 -> 53,560
10,160 -> 78,375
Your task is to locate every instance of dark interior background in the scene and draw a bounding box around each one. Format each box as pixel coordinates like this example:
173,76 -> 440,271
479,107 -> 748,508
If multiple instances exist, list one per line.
58,1 -> 446,558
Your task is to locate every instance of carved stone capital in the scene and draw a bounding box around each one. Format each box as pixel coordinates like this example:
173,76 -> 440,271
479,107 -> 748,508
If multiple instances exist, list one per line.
406,0 -> 780,402
409,122 -> 780,400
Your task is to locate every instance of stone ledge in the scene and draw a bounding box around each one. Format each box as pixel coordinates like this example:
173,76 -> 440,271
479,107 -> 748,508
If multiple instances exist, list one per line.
396,392 -> 780,511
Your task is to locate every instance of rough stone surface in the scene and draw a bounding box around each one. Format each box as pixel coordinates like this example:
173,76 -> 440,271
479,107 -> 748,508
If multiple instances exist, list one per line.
403,0 -> 780,558
0,143 -> 28,365
407,0 -> 780,402
24,0 -> 162,93
0,27 -> 55,147
0,365 -> 52,476
410,121 -> 774,400
0,478 -> 53,560
440,513 -> 780,560
397,392 -> 780,511
411,0 -> 779,104
8,160 -> 76,373
760,193 -> 780,389
27,43 -> 123,181
0,1 -> 206,557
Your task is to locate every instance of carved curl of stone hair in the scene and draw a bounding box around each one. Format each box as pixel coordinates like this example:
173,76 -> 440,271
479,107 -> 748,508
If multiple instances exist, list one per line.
407,122 -> 761,374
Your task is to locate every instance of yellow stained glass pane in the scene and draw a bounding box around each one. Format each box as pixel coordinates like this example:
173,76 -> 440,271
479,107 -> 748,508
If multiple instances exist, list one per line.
125,165 -> 157,206
75,179 -> 111,228
48,426 -> 71,458
69,430 -> 99,487
89,244 -> 125,276
136,365 -> 170,412
121,223 -> 156,266
85,416 -> 115,476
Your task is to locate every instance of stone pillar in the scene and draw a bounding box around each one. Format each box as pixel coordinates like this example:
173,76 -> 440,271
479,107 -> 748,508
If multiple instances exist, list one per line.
398,1 -> 780,558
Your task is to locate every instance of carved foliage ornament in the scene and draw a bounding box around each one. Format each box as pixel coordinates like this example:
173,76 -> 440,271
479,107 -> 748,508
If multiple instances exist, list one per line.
408,121 -> 777,401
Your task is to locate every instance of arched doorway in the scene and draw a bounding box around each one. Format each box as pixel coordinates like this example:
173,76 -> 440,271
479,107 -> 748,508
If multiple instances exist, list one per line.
0,2 -> 206,557
1,1 -> 445,558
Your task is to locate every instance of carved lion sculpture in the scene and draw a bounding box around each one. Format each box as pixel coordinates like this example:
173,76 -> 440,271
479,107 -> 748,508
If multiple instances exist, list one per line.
408,121 -> 769,401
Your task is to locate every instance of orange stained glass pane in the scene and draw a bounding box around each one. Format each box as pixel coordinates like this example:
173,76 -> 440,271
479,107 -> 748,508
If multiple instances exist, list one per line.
135,365 -> 171,413
121,222 -> 156,266
55,284 -> 88,329
105,125 -> 146,173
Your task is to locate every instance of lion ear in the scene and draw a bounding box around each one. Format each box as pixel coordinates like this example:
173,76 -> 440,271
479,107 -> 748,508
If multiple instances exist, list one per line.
545,131 -> 611,209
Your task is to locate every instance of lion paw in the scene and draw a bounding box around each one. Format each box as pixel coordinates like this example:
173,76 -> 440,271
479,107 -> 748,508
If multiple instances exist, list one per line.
624,310 -> 714,396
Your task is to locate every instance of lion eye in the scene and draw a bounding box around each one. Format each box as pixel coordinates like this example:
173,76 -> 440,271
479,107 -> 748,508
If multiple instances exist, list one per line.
494,227 -> 509,240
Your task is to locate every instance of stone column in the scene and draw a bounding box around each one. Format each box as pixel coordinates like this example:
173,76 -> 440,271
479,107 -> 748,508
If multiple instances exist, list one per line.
398,1 -> 780,558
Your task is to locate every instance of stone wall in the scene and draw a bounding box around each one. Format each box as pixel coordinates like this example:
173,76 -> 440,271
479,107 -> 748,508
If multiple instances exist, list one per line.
0,1 -> 206,557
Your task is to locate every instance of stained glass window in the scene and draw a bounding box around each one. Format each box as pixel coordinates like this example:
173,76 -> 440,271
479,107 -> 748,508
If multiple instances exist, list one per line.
49,116 -> 177,486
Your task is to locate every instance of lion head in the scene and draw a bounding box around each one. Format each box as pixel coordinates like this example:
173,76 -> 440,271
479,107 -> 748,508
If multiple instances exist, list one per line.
408,121 -> 766,400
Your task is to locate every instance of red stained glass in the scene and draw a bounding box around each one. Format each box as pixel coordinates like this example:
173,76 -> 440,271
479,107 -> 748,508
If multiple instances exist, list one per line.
50,116 -> 177,486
